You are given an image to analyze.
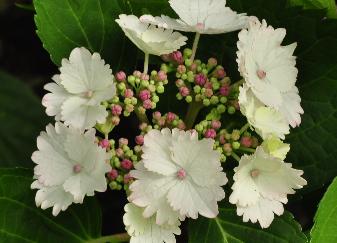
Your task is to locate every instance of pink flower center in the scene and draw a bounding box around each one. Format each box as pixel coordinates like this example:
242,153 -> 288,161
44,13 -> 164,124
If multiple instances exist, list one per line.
84,90 -> 93,98
177,169 -> 187,180
73,164 -> 82,173
256,70 -> 266,79
196,22 -> 205,30
250,169 -> 260,178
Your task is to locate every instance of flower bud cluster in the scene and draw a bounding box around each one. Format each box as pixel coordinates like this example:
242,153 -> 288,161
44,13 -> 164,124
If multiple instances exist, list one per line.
152,111 -> 186,130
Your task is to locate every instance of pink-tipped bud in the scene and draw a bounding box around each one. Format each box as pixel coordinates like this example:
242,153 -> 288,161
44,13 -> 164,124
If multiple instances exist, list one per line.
179,86 -> 190,97
157,70 -> 167,81
99,139 -> 110,149
166,112 -> 176,123
204,88 -> 213,98
124,173 -> 133,184
108,169 -> 118,180
139,123 -> 148,131
115,148 -> 124,158
211,120 -> 222,130
116,71 -> 126,82
121,159 -> 133,170
139,89 -> 151,101
190,63 -> 198,72
177,121 -> 186,130
158,117 -> 166,127
204,82 -> 213,89
112,116 -> 120,126
135,135 -> 144,145
215,68 -> 226,79
219,135 -> 226,144
133,70 -> 142,78
177,65 -> 187,74
153,111 -> 162,120
140,73 -> 149,81
204,128 -> 217,139
124,89 -> 134,98
170,51 -> 183,64
241,136 -> 252,148
220,85 -> 230,96
195,73 -> 207,86
143,99 -> 153,109
208,58 -> 218,67
111,104 -> 122,116
175,79 -> 185,87
119,138 -> 128,146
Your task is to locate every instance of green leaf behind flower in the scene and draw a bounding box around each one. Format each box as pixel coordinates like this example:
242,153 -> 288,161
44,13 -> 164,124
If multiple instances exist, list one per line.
188,207 -> 307,243
288,0 -> 337,18
0,167 -> 102,242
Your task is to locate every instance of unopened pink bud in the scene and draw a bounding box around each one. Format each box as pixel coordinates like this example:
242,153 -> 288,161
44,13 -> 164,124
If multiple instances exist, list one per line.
219,85 -> 230,96
143,99 -> 153,109
211,120 -> 221,130
124,173 -> 133,184
140,73 -> 149,81
135,135 -> 144,145
176,79 -> 184,87
177,121 -> 186,130
204,82 -> 213,89
179,86 -> 190,97
195,74 -> 207,86
124,89 -> 134,98
111,104 -> 122,116
115,148 -> 124,157
219,135 -> 226,144
139,89 -> 151,101
119,138 -> 128,146
166,112 -> 176,122
99,139 -> 110,149
116,71 -> 126,82
204,88 -> 213,98
208,58 -> 218,67
215,68 -> 226,79
190,63 -> 198,72
157,71 -> 167,81
153,111 -> 162,120
133,70 -> 142,78
170,51 -> 183,64
121,159 -> 133,170
158,117 -> 166,126
177,65 -> 187,74
108,169 -> 118,180
204,128 -> 217,139
241,136 -> 252,148
112,116 -> 120,125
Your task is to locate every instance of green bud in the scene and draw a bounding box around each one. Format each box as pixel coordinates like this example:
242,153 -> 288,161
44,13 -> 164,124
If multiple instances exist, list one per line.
116,175 -> 123,183
152,95 -> 159,103
161,64 -> 168,72
201,120 -> 209,127
135,78 -> 141,85
212,82 -> 220,90
114,158 -> 120,168
195,124 -> 203,132
194,85 -> 201,94
131,155 -> 138,162
231,129 -> 241,141
176,93 -> 183,100
172,120 -> 178,126
148,84 -> 156,93
154,124 -> 160,129
141,80 -> 149,87
176,73 -> 182,78
220,154 -> 227,163
150,80 -> 155,85
128,75 -> 136,84
123,111 -> 130,117
217,104 -> 226,113
203,98 -> 211,106
185,59 -> 193,67
228,106 -> 236,114
112,96 -> 119,103
151,70 -> 157,76
195,94 -> 202,102
185,96 -> 193,103
156,85 -> 165,94
202,69 -> 208,75
210,96 -> 219,105
125,150 -> 133,158
184,48 -> 193,58
124,98 -> 131,104
232,141 -> 241,150
151,102 -> 156,109
109,181 -> 119,190
117,83 -> 126,91
131,97 -> 138,105
181,73 -> 188,80
220,97 -> 228,104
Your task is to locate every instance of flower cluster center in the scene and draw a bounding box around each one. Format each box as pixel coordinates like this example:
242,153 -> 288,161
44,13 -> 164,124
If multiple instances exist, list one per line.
256,70 -> 266,79
177,168 -> 187,180
73,164 -> 82,173
84,90 -> 93,98
250,169 -> 260,178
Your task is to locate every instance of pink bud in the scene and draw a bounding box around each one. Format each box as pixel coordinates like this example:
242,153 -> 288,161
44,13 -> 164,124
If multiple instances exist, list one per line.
204,129 -> 217,139
139,89 -> 151,101
208,58 -> 218,67
112,116 -> 120,125
170,51 -> 183,64
211,120 -> 221,130
140,73 -> 149,81
177,65 -> 187,74
133,70 -> 142,78
158,117 -> 166,126
241,136 -> 252,148
177,121 -> 186,130
135,135 -> 144,145
190,63 -> 198,72
115,71 -> 126,82
153,111 -> 162,120
215,68 -> 226,79
99,139 -> 110,149
124,173 -> 133,184
166,112 -> 176,123
195,73 -> 207,86
121,159 -> 133,170
124,89 -> 134,98
204,88 -> 213,98
204,82 -> 213,89
157,71 -> 167,81
139,123 -> 148,131
143,99 -> 153,109
219,135 -> 226,144
115,148 -> 124,158
111,104 -> 122,116
219,85 -> 230,96
119,138 -> 128,146
108,169 -> 118,180
175,79 -> 184,87
179,86 -> 190,97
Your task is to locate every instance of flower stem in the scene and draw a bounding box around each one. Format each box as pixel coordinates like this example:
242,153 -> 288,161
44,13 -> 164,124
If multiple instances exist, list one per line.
86,233 -> 130,243
184,101 -> 203,130
135,106 -> 150,124
231,152 -> 241,162
230,79 -> 245,89
190,32 -> 201,62
239,123 -> 250,135
238,147 -> 256,154
143,52 -> 150,74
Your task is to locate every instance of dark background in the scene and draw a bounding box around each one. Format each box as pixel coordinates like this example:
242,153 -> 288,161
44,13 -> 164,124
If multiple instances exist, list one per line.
0,0 -> 335,241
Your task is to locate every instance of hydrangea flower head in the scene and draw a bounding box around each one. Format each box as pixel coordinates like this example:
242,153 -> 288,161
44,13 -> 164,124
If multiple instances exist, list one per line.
116,14 -> 188,56
123,203 -> 181,243
140,0 -> 248,34
229,146 -> 307,228
31,122 -> 111,216
129,128 -> 227,223
42,47 -> 116,130
239,84 -> 289,139
237,18 -> 303,127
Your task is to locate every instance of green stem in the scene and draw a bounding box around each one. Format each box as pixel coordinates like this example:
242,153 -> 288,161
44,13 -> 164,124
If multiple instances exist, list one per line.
231,152 -> 241,162
230,79 -> 245,88
190,32 -> 201,62
135,106 -> 150,124
143,52 -> 150,74
184,101 -> 203,129
86,233 -> 130,243
239,123 -> 250,135
238,147 -> 256,154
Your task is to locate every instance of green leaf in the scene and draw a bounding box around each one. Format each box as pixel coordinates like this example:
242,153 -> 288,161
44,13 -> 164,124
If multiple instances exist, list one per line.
310,177 -> 337,243
0,71 -> 47,167
189,207 -> 307,243
0,167 -> 102,242
33,0 -> 138,70
288,0 -> 337,18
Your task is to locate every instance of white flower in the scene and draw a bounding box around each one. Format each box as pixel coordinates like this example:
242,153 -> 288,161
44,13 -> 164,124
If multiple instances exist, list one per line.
31,122 -> 111,216
140,0 -> 248,34
123,203 -> 181,243
237,18 -> 303,127
42,47 -> 116,130
262,136 -> 290,160
229,146 -> 307,228
129,128 -> 227,222
115,14 -> 187,56
239,85 -> 290,139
